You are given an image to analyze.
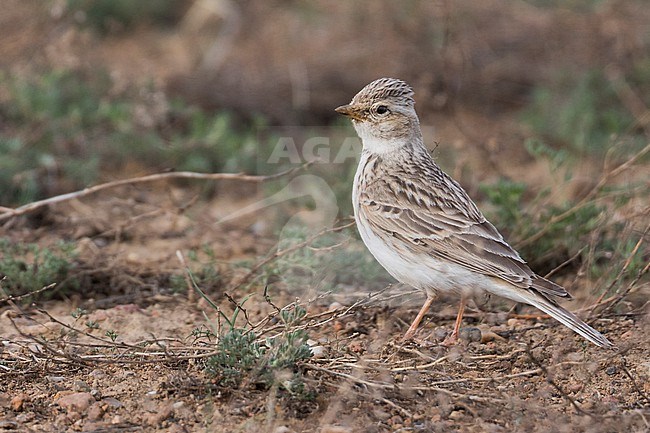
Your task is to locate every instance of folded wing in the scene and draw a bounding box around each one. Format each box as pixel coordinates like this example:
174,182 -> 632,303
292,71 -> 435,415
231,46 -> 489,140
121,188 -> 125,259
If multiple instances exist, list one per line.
359,174 -> 570,300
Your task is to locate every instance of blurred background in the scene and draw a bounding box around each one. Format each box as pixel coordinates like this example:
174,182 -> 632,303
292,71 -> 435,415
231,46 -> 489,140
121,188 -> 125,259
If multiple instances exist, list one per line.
2,0 -> 648,193
1,4 -> 648,429
0,0 -> 648,299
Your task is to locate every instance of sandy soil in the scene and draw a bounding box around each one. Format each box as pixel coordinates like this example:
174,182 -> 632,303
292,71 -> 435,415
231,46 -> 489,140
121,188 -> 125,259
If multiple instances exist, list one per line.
1,191 -> 648,433
1,2 -> 648,432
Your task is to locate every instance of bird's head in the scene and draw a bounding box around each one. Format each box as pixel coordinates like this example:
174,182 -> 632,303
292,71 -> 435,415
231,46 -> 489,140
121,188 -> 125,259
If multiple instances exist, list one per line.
336,78 -> 421,153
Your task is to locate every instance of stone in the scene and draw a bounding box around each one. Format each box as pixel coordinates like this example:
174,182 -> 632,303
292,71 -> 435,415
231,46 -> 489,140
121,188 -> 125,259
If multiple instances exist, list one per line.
144,402 -> 173,426
10,393 -> 28,411
87,402 -> 104,421
56,392 -> 94,413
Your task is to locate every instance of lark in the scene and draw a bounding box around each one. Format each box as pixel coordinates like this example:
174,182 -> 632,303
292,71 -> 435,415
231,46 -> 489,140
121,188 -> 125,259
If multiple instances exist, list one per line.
336,77 -> 613,348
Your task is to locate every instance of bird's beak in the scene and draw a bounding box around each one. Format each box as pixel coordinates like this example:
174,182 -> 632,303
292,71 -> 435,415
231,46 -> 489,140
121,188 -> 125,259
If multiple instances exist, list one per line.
335,104 -> 365,121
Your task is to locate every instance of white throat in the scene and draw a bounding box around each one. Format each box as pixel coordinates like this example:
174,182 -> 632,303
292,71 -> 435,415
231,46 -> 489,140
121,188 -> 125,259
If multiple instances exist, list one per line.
354,123 -> 409,155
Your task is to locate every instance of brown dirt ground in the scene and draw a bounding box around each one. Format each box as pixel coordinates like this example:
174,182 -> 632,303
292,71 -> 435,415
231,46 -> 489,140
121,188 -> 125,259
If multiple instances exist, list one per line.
1,190 -> 648,433
1,2 -> 649,432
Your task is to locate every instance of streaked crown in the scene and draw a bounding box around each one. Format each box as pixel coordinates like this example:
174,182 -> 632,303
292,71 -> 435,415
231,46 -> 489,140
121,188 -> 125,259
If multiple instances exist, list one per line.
351,78 -> 415,107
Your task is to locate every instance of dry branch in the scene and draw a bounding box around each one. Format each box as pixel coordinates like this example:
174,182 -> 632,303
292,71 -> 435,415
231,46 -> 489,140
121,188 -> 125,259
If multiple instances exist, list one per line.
516,142 -> 650,249
0,282 -> 56,304
306,363 -> 539,404
590,222 -> 650,317
0,163 -> 311,223
230,220 -> 356,290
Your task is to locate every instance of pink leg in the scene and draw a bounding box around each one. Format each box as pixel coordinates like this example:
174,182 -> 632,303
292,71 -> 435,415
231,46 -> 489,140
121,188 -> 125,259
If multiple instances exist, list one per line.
441,297 -> 467,346
403,296 -> 435,341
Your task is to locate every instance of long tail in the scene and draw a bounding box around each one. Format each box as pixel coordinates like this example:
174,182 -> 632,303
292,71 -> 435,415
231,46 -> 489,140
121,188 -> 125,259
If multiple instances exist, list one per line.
522,291 -> 615,349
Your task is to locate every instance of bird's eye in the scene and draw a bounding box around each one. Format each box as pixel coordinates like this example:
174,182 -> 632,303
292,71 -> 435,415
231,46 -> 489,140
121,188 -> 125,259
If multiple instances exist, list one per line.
375,105 -> 389,115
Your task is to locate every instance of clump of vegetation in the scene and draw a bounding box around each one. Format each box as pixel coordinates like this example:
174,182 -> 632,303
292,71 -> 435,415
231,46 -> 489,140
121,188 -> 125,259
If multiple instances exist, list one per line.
183,265 -> 314,397
207,328 -> 265,386
259,225 -> 391,292
522,69 -> 648,156
170,245 -> 222,293
478,138 -> 648,307
66,0 -> 185,34
205,303 -> 312,397
0,239 -> 78,300
0,70 -> 268,206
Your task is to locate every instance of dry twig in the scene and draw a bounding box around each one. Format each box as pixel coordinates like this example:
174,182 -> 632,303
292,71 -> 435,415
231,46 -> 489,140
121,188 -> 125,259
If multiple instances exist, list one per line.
0,282 -> 57,304
0,163 -> 311,223
590,222 -> 650,317
231,220 -> 355,290
525,344 -> 593,417
516,142 -> 650,249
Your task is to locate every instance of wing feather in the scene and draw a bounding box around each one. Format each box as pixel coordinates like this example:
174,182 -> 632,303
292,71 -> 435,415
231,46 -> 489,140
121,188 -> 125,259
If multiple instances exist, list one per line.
359,172 -> 568,297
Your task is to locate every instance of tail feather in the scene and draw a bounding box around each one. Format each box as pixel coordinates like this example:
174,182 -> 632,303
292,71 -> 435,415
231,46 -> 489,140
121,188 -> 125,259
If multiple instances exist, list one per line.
523,292 -> 615,349
532,276 -> 571,299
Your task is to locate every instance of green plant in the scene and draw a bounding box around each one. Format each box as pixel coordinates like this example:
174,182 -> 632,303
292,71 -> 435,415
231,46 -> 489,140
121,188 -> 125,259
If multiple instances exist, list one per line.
522,69 -> 646,156
191,326 -> 216,341
260,225 -> 391,292
183,265 -> 313,391
71,307 -> 87,319
67,0 -> 184,34
170,246 -> 222,293
266,307 -> 312,370
203,299 -> 312,391
479,178 -> 607,270
206,328 -> 265,386
0,239 -> 78,299
86,320 -> 99,330
0,70 -> 272,206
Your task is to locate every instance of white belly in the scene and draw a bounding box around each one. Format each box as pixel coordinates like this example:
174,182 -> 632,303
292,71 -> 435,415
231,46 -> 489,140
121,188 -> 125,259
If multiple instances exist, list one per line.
352,154 -> 518,301
355,214 -> 488,296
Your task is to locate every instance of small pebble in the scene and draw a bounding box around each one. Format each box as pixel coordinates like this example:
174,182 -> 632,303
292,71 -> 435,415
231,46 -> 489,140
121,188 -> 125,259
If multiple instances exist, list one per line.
530,347 -> 546,360
459,327 -> 482,343
348,341 -> 364,353
15,413 -> 34,423
46,376 -> 65,383
309,345 -> 326,357
372,409 -> 390,421
87,402 -> 104,421
11,393 -> 28,411
56,392 -> 94,413
507,318 -> 522,327
448,410 -> 464,421
433,328 -> 448,341
89,369 -> 106,379
72,380 -> 90,392
0,421 -> 18,429
145,403 -> 173,426
606,366 -> 617,375
103,397 -> 123,409
620,330 -> 633,340
568,383 -> 582,393
480,329 -> 505,343
328,302 -> 343,311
